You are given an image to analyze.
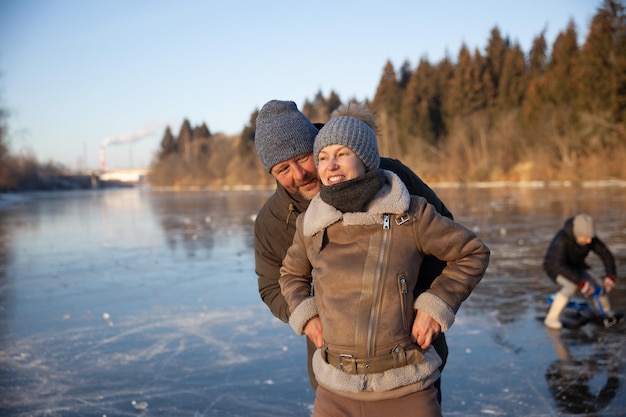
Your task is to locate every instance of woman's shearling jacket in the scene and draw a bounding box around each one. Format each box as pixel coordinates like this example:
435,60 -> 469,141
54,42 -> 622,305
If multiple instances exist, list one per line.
279,170 -> 490,400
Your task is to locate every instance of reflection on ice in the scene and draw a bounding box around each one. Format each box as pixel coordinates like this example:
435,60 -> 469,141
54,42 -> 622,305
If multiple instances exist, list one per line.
545,329 -> 620,415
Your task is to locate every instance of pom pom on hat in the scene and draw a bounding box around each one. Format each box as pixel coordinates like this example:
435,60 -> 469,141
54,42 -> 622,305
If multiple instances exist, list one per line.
254,100 -> 319,173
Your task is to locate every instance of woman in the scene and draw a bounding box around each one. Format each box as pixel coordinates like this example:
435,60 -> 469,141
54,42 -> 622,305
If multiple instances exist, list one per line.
279,103 -> 490,416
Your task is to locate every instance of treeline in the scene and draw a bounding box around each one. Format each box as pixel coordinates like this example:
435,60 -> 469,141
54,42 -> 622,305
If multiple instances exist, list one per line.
1,106 -> 70,191
369,0 -> 626,182
150,0 -> 626,187
149,116 -> 272,188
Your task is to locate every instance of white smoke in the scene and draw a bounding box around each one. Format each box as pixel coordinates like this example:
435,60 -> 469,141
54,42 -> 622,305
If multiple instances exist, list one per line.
101,122 -> 160,147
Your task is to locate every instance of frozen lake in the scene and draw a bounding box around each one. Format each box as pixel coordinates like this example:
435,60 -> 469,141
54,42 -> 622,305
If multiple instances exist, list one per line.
1,183 -> 625,416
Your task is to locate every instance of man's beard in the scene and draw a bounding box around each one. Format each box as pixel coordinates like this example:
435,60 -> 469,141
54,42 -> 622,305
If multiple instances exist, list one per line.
296,178 -> 321,200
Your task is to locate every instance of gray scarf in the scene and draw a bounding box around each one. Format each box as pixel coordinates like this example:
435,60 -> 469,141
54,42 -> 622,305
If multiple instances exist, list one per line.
319,170 -> 385,213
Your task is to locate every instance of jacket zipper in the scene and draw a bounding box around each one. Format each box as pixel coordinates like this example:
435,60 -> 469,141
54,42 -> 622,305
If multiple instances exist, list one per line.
398,274 -> 408,331
366,214 -> 392,356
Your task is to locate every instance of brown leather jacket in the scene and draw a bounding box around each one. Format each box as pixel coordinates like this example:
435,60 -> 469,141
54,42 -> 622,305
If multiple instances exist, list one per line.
255,157 -> 453,323
254,157 -> 454,389
280,171 -> 489,399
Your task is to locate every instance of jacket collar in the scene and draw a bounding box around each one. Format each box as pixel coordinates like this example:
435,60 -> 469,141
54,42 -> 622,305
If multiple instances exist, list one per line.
275,179 -> 311,216
303,170 -> 410,236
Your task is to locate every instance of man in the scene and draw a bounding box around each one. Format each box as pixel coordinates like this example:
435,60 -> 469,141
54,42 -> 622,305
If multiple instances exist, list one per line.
543,213 -> 618,329
253,99 -> 453,399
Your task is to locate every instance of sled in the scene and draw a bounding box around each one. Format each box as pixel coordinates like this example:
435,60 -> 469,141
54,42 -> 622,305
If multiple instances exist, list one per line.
544,292 -> 623,330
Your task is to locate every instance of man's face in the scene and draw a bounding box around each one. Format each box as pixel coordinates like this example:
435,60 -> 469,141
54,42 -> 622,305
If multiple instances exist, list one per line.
270,152 -> 321,200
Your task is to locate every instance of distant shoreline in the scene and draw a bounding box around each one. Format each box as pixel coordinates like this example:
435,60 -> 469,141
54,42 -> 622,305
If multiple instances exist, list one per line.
430,179 -> 626,189
3,179 -> 625,201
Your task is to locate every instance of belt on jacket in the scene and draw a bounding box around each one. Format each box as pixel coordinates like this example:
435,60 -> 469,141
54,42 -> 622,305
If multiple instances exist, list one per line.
322,345 -> 424,375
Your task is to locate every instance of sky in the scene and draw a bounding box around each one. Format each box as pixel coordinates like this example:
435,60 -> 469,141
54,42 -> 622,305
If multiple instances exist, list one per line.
0,0 -> 602,171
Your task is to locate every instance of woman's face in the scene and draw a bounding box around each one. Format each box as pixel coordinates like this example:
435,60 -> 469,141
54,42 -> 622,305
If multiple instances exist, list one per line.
317,144 -> 366,186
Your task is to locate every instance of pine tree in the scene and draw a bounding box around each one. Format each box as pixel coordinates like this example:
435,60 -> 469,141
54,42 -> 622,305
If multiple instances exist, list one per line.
157,126 -> 177,160
325,90 -> 343,120
528,30 -> 548,78
545,20 -> 579,107
193,123 -> 211,139
445,45 -> 488,117
373,60 -> 402,116
239,109 -> 258,157
401,58 -> 439,145
177,119 -> 194,159
497,43 -> 528,110
0,104 -> 16,189
434,56 -> 454,136
398,60 -> 413,89
522,32 -> 549,124
484,27 -> 510,108
302,99 -> 316,122
372,60 -> 403,155
577,0 -> 626,122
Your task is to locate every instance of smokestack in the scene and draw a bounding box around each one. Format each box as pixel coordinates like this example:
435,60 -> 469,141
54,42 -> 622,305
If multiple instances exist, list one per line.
99,145 -> 106,171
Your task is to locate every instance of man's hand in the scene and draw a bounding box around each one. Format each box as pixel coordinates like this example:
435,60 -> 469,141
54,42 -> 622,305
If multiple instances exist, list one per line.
411,310 -> 441,350
603,275 -> 616,293
303,316 -> 324,349
579,280 -> 595,297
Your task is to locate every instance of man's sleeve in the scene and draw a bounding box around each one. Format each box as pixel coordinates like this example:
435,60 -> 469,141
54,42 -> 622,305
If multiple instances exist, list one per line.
592,238 -> 617,277
380,157 -> 453,219
255,220 -> 290,323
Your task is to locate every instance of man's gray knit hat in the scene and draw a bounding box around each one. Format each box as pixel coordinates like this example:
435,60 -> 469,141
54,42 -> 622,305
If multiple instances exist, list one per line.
314,116 -> 380,172
573,213 -> 596,239
254,100 -> 319,173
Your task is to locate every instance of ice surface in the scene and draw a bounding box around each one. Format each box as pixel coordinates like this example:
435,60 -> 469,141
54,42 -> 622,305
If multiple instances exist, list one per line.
1,185 -> 625,416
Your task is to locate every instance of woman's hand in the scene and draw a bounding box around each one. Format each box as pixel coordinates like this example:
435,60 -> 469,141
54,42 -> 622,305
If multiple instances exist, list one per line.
303,316 -> 325,348
411,310 -> 441,350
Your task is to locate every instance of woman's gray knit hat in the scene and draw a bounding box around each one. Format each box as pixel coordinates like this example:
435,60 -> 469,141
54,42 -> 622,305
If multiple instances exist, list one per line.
314,116 -> 380,172
254,100 -> 319,173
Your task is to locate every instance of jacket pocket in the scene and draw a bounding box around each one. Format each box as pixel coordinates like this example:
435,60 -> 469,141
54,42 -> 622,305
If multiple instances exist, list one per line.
398,274 -> 408,331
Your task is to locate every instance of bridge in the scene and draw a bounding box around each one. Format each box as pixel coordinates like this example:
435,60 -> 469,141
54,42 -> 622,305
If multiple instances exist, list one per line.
50,168 -> 149,189
98,168 -> 149,184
